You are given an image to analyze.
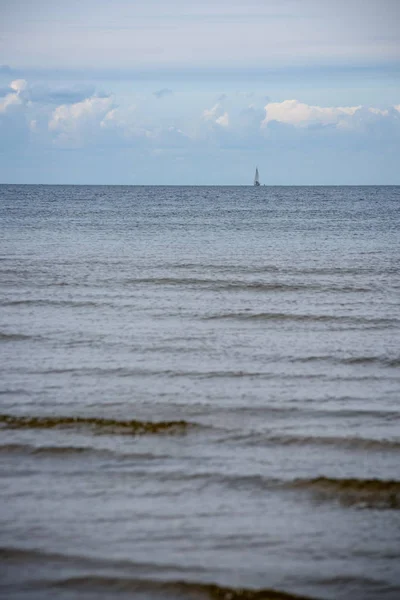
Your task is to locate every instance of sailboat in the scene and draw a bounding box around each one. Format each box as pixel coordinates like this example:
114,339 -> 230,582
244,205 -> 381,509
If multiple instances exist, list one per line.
254,167 -> 260,186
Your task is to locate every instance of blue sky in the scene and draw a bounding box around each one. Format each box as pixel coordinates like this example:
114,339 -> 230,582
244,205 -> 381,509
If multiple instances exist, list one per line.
0,0 -> 399,184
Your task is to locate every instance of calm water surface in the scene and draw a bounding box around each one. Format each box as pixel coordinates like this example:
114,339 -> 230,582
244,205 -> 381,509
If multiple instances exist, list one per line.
0,185 -> 399,600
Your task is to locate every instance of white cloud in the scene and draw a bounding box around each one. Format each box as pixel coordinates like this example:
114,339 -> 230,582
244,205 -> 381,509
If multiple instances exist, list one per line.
0,79 -> 28,113
0,91 -> 22,113
99,106 -> 137,130
99,106 -> 149,141
203,103 -> 220,121
48,95 -> 115,145
1,74 -> 399,164
215,112 -> 229,127
49,96 -> 113,131
262,99 -> 362,127
369,107 -> 389,116
100,108 -> 119,128
10,79 -> 27,94
203,102 -> 230,127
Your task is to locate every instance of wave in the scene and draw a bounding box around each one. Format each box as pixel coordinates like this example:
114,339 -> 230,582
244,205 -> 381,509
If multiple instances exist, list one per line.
157,262 -> 280,274
341,356 -> 400,367
0,299 -> 108,308
121,277 -> 371,294
288,266 -> 395,276
0,388 -> 30,396
0,413 -> 193,435
0,443 -> 114,458
271,435 -> 400,451
0,547 -> 317,599
0,331 -> 32,341
50,575 -> 316,599
290,476 -> 400,509
202,312 -> 398,327
224,432 -> 400,451
2,366 -> 273,379
0,443 -> 92,456
173,473 -> 400,510
293,354 -> 400,368
0,546 -> 176,571
185,472 -> 400,509
0,442 -> 169,460
278,434 -> 400,451
224,404 -> 400,421
160,263 -> 396,278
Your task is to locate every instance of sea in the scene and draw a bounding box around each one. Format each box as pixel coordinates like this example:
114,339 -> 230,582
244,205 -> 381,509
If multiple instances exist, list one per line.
0,184 -> 399,600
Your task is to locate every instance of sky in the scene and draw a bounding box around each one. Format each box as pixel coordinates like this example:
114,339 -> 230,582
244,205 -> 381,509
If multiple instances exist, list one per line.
0,0 -> 399,184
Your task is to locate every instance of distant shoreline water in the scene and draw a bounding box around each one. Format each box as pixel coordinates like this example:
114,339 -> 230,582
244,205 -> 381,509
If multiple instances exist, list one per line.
1,183 -> 400,187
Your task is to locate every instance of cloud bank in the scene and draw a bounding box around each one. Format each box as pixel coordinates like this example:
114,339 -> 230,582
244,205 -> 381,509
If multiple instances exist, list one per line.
262,99 -> 362,127
0,77 -> 399,183
1,78 -> 399,143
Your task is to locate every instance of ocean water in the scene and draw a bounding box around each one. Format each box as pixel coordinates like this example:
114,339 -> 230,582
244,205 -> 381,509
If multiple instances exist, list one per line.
0,184 -> 399,600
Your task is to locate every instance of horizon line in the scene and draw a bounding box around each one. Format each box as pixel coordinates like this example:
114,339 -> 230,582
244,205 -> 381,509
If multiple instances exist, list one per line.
1,183 -> 399,187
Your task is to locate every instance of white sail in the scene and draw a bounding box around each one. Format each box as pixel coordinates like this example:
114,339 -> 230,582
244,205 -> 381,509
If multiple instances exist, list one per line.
254,167 -> 260,186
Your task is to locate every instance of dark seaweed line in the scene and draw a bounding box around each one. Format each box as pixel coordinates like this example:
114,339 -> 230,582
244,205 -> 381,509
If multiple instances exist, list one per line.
0,413 -> 193,435
1,414 -> 399,452
49,575 -> 316,600
148,473 -> 400,510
